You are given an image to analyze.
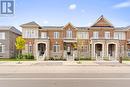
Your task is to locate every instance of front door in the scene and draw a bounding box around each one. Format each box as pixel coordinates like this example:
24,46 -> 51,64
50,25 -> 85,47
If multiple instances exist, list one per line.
38,43 -> 46,60
64,42 -> 74,61
108,44 -> 116,61
95,44 -> 103,61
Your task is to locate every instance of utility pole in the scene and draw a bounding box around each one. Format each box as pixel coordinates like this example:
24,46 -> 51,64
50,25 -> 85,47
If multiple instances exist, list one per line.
118,35 -> 122,63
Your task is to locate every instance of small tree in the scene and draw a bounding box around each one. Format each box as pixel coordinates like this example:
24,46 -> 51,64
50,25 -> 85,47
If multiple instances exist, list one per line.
15,36 -> 25,62
77,35 -> 84,64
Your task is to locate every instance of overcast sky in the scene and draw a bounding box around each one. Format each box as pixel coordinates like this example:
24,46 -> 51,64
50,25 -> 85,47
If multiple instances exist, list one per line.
0,0 -> 130,31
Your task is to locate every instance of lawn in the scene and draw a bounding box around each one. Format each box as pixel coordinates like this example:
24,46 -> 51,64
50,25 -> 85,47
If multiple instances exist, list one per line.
0,58 -> 36,61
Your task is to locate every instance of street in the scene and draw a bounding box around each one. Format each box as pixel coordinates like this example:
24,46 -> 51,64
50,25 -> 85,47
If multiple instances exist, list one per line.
0,73 -> 130,87
0,64 -> 130,87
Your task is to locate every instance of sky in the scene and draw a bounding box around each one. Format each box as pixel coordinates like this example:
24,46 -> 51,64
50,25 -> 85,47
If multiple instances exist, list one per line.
0,0 -> 130,31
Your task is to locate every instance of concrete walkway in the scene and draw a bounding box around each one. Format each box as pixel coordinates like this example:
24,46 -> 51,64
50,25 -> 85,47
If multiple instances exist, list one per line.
0,61 -> 129,66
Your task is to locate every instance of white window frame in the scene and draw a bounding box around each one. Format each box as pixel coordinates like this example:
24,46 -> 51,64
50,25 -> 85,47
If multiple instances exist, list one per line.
53,44 -> 60,52
24,29 -> 38,38
105,32 -> 110,39
0,43 -> 5,53
0,32 -> 5,39
114,32 -> 125,40
41,32 -> 47,38
54,32 -> 59,39
93,31 -> 99,39
77,32 -> 88,39
66,30 -> 72,38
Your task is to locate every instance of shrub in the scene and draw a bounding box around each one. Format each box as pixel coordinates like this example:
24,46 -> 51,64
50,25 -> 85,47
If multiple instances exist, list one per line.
16,54 -> 23,59
23,53 -> 34,59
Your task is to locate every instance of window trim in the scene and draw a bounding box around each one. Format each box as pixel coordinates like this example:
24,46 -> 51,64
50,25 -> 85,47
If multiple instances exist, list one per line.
93,31 -> 99,39
0,43 -> 5,53
54,32 -> 59,39
0,32 -> 5,40
53,44 -> 60,53
66,30 -> 72,38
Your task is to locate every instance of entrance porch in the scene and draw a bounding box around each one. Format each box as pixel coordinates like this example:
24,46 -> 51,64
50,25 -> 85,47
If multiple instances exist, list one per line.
35,40 -> 49,61
92,41 -> 118,61
63,42 -> 77,61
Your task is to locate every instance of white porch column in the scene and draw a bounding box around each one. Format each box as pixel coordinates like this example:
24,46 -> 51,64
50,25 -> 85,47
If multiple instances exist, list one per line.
115,43 -> 118,60
102,43 -> 104,60
93,43 -> 95,59
35,42 -> 38,61
106,43 -> 108,57
46,41 -> 49,59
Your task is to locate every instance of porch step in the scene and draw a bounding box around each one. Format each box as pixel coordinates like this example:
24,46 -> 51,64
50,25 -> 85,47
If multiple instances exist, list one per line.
67,56 -> 74,61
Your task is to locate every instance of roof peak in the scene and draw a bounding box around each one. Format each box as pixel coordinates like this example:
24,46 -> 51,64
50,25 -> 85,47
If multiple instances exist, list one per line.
20,21 -> 40,27
91,15 -> 114,28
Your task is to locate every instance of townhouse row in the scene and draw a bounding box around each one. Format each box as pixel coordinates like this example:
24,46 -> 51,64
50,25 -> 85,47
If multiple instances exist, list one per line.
0,15 -> 130,61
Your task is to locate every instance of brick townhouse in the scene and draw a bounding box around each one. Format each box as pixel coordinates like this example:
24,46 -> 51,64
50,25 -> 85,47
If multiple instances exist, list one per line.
20,15 -> 130,61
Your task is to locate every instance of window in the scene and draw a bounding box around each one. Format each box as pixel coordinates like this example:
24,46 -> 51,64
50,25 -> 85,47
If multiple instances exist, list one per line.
28,42 -> 33,53
53,45 -> 60,52
77,32 -> 88,39
93,32 -> 98,39
23,29 -> 38,38
54,32 -> 59,39
28,46 -> 32,53
80,45 -> 88,52
105,32 -> 110,39
0,44 -> 5,53
114,32 -> 125,40
66,30 -> 72,38
0,45 -> 2,53
41,32 -> 47,38
0,32 -> 5,39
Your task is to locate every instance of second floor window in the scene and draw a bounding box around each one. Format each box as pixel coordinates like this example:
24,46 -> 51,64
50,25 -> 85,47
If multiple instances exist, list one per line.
66,30 -> 72,38
54,32 -> 59,39
105,32 -> 110,39
77,32 -> 88,39
0,32 -> 5,39
93,31 -> 98,39
23,29 -> 38,38
41,32 -> 47,38
114,32 -> 125,40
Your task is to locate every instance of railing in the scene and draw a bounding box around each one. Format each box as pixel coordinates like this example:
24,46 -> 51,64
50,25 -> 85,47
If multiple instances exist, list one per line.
38,37 -> 50,39
91,37 -> 119,40
63,37 -> 77,40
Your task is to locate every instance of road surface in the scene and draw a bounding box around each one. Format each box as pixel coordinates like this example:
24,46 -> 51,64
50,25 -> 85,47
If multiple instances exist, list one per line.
0,73 -> 130,87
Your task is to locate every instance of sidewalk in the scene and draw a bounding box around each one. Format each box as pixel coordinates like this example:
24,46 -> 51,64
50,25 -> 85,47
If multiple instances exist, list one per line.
0,61 -> 129,66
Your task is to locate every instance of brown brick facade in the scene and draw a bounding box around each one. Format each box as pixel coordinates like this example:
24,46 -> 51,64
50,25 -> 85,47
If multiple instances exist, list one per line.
21,16 -> 130,61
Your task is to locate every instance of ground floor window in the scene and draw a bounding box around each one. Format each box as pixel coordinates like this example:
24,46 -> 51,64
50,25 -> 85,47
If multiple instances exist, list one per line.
0,44 -> 4,53
53,45 -> 60,52
28,45 -> 33,53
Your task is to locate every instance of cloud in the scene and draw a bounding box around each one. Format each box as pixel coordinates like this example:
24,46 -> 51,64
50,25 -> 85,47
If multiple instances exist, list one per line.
113,1 -> 130,8
43,20 -> 48,24
69,4 -> 77,10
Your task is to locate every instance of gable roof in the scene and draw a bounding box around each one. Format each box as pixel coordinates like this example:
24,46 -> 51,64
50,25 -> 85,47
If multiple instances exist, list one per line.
91,15 -> 114,27
0,26 -> 21,35
63,22 -> 77,29
20,21 -> 40,28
